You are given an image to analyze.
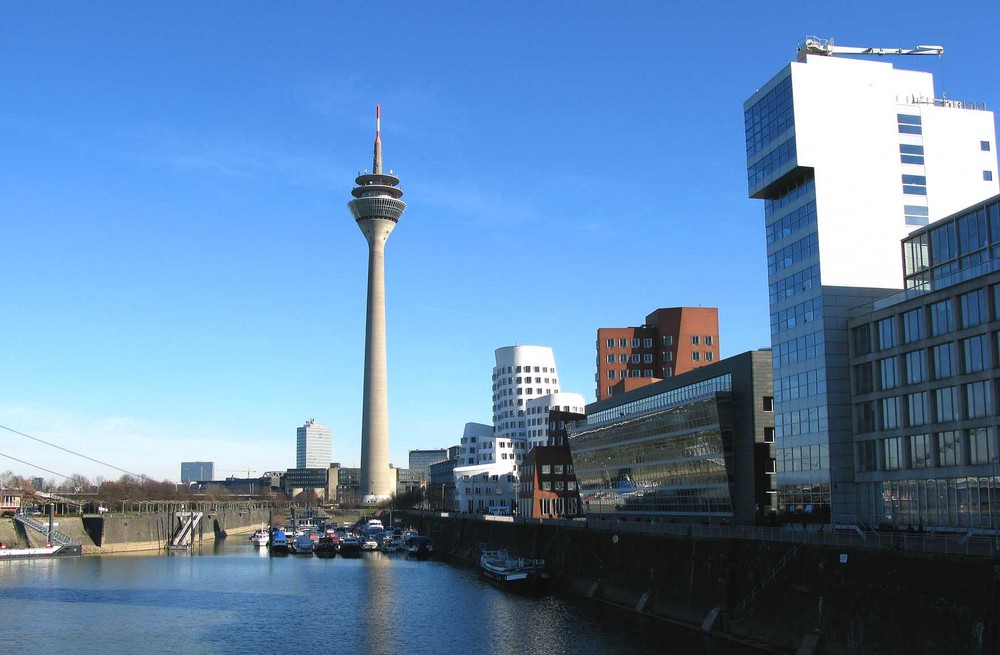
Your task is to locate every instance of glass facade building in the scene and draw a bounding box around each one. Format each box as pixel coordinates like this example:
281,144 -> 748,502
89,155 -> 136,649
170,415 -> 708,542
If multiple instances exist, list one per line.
850,195 -> 1000,530
568,351 -> 774,525
745,53 -> 997,524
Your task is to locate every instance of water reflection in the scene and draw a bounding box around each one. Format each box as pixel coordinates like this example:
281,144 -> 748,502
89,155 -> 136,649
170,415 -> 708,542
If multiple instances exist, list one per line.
0,539 -> 762,655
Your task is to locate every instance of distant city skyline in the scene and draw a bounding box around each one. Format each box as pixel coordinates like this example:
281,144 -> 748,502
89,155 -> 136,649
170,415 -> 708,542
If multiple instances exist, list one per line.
1,3 -> 998,481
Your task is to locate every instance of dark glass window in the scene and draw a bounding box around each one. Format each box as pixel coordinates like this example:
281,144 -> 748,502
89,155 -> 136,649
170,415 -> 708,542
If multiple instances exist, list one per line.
957,209 -> 989,255
960,289 -> 988,328
877,317 -> 898,350
879,357 -> 899,390
904,350 -> 926,384
932,343 -> 957,379
930,300 -> 954,336
965,380 -> 994,418
962,334 -> 989,373
901,308 -> 925,343
935,387 -> 959,422
930,224 -> 958,264
937,431 -> 964,467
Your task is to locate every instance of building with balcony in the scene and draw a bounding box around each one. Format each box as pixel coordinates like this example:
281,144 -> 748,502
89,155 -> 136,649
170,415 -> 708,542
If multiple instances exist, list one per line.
849,195 -> 1000,530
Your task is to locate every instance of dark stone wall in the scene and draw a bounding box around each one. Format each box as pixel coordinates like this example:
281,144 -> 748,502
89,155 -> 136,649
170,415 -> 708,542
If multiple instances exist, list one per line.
408,513 -> 997,654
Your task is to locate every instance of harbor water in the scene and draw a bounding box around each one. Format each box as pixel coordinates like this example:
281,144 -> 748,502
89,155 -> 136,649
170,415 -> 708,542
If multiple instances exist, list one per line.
0,538 -> 766,654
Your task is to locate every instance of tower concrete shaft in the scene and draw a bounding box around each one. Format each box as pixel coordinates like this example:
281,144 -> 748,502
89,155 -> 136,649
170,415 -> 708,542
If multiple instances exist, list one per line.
347,106 -> 406,503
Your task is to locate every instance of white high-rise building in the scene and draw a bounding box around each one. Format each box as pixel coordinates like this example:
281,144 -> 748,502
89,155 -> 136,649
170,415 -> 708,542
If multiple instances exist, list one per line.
745,43 -> 998,523
296,419 -> 332,469
454,345 -> 575,514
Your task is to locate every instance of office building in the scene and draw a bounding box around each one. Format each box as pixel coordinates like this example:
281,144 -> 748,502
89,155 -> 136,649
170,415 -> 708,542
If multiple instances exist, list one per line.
408,449 -> 448,475
180,461 -> 214,483
348,106 -> 407,503
296,419 -> 332,469
745,45 -> 998,523
569,350 -> 775,525
596,307 -> 720,401
849,195 -> 1000,530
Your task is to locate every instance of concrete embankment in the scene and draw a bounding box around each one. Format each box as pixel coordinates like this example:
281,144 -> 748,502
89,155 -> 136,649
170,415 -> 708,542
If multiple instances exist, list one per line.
0,509 -> 274,555
405,513 -> 998,654
81,509 -> 273,554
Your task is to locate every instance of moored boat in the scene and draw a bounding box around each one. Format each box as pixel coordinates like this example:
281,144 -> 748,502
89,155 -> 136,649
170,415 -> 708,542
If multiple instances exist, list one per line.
313,535 -> 338,558
289,531 -> 317,555
339,535 -> 362,557
269,528 -> 289,556
479,549 -> 547,593
405,535 -> 433,560
250,528 -> 269,547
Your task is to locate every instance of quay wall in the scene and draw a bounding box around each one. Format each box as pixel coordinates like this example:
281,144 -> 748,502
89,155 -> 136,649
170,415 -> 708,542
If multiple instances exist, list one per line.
407,513 -> 997,654
82,509 -> 272,553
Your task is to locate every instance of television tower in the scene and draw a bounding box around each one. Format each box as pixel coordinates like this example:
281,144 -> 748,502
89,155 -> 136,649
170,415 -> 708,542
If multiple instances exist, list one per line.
347,105 -> 407,503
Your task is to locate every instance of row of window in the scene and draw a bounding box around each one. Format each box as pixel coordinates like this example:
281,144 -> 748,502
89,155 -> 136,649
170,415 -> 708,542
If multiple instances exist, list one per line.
602,335 -> 713,349
745,75 -> 793,160
769,264 -> 820,306
768,231 -> 818,275
858,334 -> 998,392
770,295 -> 822,335
857,428 -> 993,472
855,380 -> 994,432
765,176 -> 814,217
748,136 -> 797,191
772,330 -> 824,368
587,375 -> 731,426
492,365 -> 555,380
857,287 -> 1000,354
905,200 -> 1000,279
606,353 -> 658,364
766,200 -> 817,246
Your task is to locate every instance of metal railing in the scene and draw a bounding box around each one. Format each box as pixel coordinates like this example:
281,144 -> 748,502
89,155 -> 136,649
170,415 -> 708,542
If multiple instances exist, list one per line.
414,510 -> 1000,559
14,515 -> 77,546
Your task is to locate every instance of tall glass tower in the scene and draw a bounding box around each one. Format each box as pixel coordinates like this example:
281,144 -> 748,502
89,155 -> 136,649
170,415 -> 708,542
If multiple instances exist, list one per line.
348,106 -> 407,503
744,48 -> 997,523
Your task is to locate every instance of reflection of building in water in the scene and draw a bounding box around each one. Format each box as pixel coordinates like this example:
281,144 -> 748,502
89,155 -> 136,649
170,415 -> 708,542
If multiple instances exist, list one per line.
568,350 -> 775,526
359,553 -> 395,639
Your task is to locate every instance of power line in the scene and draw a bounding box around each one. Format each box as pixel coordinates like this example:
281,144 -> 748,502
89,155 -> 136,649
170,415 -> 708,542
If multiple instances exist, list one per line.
0,450 -> 70,480
0,423 -> 144,479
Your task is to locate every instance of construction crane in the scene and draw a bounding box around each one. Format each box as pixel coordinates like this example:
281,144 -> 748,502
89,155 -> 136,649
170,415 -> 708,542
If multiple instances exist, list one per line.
797,36 -> 943,61
219,469 -> 257,478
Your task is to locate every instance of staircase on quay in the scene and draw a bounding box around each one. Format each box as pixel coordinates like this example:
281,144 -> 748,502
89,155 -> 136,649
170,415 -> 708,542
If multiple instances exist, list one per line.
731,541 -> 806,620
168,511 -> 203,549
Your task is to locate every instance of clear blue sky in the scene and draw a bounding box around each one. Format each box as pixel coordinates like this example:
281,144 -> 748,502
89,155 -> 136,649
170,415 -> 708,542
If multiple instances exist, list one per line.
2,2 -> 998,483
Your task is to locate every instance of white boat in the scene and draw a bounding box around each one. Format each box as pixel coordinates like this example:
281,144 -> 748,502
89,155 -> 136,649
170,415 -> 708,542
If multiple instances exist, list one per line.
249,528 -> 269,547
479,549 -> 547,593
361,538 -> 379,551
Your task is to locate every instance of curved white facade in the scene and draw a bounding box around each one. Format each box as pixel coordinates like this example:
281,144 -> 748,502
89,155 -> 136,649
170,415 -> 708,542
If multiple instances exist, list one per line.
525,392 -> 586,450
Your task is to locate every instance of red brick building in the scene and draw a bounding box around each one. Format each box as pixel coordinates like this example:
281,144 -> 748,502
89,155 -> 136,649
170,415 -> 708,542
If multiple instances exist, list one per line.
596,307 -> 720,401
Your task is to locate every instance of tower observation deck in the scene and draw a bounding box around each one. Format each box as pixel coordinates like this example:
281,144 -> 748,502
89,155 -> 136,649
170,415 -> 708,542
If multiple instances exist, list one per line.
347,105 -> 407,503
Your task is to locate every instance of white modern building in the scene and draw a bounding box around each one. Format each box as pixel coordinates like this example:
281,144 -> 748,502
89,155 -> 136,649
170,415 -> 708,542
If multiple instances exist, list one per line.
454,345 -> 581,514
296,419 -> 332,469
745,42 -> 998,523
526,392 -> 586,451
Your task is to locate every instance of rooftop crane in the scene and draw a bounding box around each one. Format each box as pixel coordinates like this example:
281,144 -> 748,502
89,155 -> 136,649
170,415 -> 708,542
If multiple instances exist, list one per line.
797,36 -> 943,61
